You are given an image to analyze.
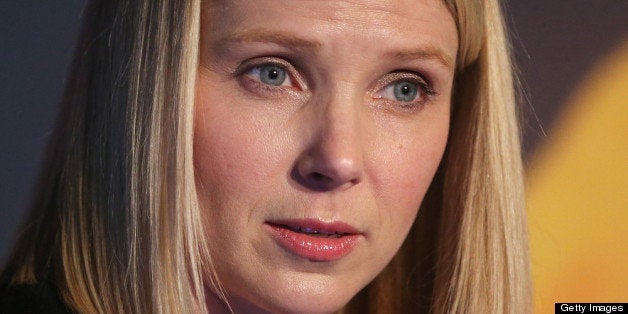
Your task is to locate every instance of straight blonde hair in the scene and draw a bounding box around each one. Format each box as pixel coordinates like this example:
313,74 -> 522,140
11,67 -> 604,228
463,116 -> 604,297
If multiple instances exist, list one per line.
1,0 -> 530,313
346,1 -> 531,312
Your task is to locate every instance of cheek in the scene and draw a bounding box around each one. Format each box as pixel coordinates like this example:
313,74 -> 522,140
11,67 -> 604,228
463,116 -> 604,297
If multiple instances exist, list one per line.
193,85 -> 288,262
194,126 -> 252,204
193,99 -> 263,250
193,89 -> 285,199
396,138 -> 445,197
194,123 -> 262,192
371,117 -> 449,231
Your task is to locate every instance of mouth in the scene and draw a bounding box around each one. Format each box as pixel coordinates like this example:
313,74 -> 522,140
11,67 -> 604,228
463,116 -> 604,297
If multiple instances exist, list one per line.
265,219 -> 362,262
267,221 -> 356,237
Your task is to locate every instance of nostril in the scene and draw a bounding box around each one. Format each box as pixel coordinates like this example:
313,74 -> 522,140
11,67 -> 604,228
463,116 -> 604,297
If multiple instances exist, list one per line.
309,172 -> 332,184
292,154 -> 363,191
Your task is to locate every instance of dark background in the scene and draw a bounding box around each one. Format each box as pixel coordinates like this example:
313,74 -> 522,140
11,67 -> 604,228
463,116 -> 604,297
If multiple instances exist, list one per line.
1,1 -> 627,265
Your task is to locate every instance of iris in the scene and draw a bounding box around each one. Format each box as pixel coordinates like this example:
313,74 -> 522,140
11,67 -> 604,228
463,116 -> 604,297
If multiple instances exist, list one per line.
259,65 -> 287,86
393,81 -> 418,102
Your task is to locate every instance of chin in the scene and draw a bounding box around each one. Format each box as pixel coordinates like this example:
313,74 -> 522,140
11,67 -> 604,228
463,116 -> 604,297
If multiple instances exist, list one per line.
260,300 -> 346,314
250,295 -> 351,314
226,273 -> 362,314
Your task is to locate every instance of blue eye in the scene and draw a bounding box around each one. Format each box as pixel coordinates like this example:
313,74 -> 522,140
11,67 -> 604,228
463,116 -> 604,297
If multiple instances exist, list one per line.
393,81 -> 418,102
381,80 -> 421,102
248,64 -> 289,86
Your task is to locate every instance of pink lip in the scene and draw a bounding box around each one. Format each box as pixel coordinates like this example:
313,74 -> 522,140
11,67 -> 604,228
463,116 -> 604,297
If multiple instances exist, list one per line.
265,219 -> 362,262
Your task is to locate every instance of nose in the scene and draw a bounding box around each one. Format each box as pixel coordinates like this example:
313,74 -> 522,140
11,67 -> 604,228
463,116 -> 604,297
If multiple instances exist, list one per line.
293,94 -> 365,191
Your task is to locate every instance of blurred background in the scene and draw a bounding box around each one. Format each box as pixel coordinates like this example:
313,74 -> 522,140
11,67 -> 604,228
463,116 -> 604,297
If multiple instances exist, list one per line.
1,1 -> 626,312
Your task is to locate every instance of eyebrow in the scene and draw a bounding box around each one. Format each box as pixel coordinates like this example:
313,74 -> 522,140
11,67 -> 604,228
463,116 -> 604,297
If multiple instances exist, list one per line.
218,28 -> 322,50
387,47 -> 454,70
218,29 -> 453,69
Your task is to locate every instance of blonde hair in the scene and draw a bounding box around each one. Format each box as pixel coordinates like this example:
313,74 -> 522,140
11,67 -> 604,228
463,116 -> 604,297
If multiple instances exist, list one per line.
1,0 -> 530,313
346,0 -> 532,312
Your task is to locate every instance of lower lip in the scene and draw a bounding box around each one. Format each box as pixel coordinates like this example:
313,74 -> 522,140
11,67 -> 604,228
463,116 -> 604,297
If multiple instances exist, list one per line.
266,224 -> 360,262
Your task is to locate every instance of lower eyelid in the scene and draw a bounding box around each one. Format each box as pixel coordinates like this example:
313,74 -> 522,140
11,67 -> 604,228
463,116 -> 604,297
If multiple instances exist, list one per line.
371,98 -> 427,115
240,74 -> 280,92
238,74 -> 303,100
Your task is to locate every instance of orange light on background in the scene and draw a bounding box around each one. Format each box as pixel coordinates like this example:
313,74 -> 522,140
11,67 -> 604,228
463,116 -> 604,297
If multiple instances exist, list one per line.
527,40 -> 628,313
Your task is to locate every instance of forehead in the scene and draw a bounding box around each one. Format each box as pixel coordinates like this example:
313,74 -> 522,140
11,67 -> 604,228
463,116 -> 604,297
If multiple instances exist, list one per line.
204,0 -> 458,66
213,0 -> 451,23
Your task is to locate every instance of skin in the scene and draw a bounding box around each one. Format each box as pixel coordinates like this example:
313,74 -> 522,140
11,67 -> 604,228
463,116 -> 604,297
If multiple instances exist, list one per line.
194,0 -> 458,313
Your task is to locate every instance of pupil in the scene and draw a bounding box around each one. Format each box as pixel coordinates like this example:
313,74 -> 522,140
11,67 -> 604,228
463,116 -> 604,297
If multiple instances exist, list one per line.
268,69 -> 278,80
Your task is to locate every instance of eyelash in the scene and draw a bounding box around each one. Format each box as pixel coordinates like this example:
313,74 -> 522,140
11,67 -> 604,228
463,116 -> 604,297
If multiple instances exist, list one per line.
235,57 -> 302,94
235,57 -> 437,109
374,72 -> 437,110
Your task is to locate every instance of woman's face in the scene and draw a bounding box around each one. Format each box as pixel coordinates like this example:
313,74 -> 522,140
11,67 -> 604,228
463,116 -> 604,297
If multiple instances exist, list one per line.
194,0 -> 457,312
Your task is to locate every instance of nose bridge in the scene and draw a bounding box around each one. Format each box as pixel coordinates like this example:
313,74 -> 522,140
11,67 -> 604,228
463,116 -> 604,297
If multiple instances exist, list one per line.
319,84 -> 362,154
320,76 -> 368,162
294,82 -> 365,191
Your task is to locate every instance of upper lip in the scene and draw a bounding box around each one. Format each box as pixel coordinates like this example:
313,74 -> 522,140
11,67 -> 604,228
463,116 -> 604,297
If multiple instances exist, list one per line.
266,218 -> 361,236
